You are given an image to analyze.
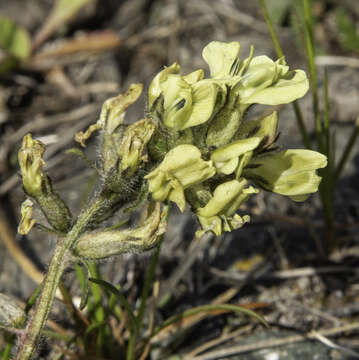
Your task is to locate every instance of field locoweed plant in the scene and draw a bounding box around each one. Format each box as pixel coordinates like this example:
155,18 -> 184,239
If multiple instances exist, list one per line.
5,41 -> 326,359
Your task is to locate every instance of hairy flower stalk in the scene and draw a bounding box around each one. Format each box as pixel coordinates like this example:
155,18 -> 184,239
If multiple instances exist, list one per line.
15,85 -> 158,360
14,41 -> 326,359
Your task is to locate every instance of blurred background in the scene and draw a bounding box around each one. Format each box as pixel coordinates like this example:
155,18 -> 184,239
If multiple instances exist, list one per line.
1,0 -> 359,359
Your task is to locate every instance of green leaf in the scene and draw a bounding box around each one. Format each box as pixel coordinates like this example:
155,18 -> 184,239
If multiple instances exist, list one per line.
24,285 -> 42,314
89,278 -> 137,332
0,16 -> 31,60
74,263 -> 89,311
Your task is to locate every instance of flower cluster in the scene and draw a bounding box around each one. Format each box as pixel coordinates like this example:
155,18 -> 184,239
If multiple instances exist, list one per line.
145,41 -> 327,237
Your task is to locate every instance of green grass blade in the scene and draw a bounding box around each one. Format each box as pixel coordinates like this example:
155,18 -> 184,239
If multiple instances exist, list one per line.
24,284 -> 42,313
258,0 -> 284,57
127,204 -> 170,360
1,336 -> 15,360
75,262 -> 89,311
87,262 -> 106,356
323,69 -> 330,156
319,69 -> 334,228
302,0 -> 322,151
126,240 -> 163,360
151,304 -> 268,339
259,0 -> 311,149
293,101 -> 311,149
108,285 -> 124,322
335,115 -> 359,181
89,278 -> 136,332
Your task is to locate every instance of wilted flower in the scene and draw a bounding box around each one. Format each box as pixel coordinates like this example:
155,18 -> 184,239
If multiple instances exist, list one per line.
18,134 -> 72,232
119,118 -> 155,173
18,199 -> 36,235
74,202 -> 167,259
18,134 -> 45,197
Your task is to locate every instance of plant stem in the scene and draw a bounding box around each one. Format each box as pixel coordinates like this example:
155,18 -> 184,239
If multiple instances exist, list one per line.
16,193 -> 120,360
2,335 -> 15,360
126,236 -> 163,360
335,115 -> 359,182
303,0 -> 323,152
258,0 -> 311,149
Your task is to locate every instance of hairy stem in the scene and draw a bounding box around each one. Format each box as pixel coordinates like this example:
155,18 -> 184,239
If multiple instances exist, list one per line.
16,193 -> 120,360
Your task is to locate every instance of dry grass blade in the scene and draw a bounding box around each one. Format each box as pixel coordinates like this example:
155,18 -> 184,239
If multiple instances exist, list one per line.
183,325 -> 253,359
33,0 -> 95,49
0,207 -> 44,285
30,31 -> 123,70
191,323 -> 359,360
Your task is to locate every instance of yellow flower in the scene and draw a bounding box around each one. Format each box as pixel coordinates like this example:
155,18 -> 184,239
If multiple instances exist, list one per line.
196,179 -> 257,236
145,145 -> 216,211
245,149 -> 327,201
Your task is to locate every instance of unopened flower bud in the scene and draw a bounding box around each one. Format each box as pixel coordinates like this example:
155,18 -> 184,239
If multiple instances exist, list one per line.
75,84 -> 143,148
18,134 -> 72,232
